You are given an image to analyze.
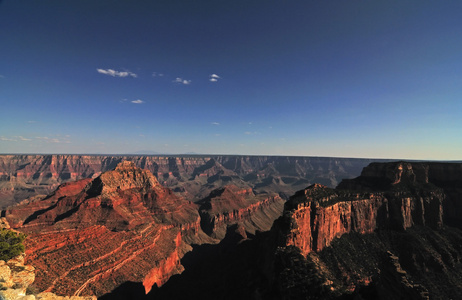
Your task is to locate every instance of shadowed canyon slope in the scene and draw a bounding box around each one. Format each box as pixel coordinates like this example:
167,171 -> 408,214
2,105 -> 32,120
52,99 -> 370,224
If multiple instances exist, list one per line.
145,162 -> 462,300
271,162 -> 462,299
2,158 -> 462,299
0,155 -> 390,208
2,161 -> 286,297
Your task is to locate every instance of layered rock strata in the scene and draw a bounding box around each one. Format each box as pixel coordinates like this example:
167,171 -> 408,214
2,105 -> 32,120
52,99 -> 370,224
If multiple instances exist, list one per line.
198,185 -> 284,239
279,181 -> 443,256
3,162 -> 201,297
271,161 -> 461,299
0,154 -> 387,208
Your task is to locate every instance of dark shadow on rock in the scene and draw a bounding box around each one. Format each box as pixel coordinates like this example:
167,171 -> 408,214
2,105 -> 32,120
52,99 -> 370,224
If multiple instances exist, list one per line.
98,281 -> 148,300
147,225 -> 274,300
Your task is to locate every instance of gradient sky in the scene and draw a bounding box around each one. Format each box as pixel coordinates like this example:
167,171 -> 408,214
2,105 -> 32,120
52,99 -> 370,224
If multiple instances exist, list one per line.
1,1 -> 461,159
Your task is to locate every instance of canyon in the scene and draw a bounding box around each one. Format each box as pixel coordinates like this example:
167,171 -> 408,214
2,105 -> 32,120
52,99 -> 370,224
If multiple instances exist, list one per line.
0,154 -> 388,208
2,161 -> 286,297
146,161 -> 462,300
1,156 -> 461,299
3,161 -> 203,296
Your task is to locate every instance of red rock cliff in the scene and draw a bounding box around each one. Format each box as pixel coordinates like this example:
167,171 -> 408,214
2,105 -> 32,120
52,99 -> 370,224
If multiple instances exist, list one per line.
4,162 -> 201,297
278,162 -> 445,256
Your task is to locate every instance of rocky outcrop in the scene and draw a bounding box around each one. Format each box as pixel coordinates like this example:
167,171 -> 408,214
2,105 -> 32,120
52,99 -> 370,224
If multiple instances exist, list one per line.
270,161 -> 462,299
0,254 -> 35,299
278,181 -> 443,256
3,162 -> 201,297
0,253 -> 95,300
198,185 -> 284,239
0,155 -> 388,208
339,161 -> 462,228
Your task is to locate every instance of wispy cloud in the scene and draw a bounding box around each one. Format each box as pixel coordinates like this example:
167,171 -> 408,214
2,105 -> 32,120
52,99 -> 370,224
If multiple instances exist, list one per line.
131,99 -> 144,104
209,74 -> 221,82
211,122 -> 220,125
27,120 -> 37,124
173,77 -> 191,85
97,68 -> 137,78
0,136 -> 32,142
36,136 -> 71,144
152,72 -> 164,77
0,75 -> 4,79
244,131 -> 260,135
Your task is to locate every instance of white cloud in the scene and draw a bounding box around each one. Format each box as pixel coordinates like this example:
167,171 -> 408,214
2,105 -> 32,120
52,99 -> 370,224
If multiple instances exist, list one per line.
152,72 -> 164,77
173,78 -> 191,85
1,136 -> 33,141
211,122 -> 220,125
97,68 -> 137,78
131,99 -> 144,104
35,136 -> 71,144
18,136 -> 32,141
209,74 -> 221,82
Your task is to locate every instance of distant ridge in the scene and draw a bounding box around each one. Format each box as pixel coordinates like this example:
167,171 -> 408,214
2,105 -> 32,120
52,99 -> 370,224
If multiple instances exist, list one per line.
0,154 -> 396,210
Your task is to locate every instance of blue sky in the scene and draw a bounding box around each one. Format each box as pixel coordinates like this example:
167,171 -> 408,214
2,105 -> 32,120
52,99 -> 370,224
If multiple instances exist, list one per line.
1,0 -> 461,159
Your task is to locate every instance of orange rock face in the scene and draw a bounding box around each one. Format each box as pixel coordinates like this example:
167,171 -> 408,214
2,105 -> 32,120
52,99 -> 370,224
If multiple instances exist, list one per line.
280,180 -> 444,256
4,162 -> 200,297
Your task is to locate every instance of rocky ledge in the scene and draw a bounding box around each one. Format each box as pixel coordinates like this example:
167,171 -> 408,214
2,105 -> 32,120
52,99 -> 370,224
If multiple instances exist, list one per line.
0,253 -> 96,300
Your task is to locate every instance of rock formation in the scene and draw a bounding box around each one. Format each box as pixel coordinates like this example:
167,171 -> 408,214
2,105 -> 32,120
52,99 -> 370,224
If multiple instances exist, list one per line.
198,185 -> 284,239
278,182 -> 443,256
270,161 -> 462,299
0,155 -> 387,208
2,159 -> 461,299
3,162 -> 202,297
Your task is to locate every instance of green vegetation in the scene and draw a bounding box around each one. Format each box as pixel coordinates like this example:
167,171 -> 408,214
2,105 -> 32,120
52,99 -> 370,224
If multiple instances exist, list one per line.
0,229 -> 26,261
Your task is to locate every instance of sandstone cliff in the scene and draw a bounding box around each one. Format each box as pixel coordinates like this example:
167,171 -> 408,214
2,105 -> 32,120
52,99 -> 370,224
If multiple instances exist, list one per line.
278,182 -> 443,256
270,161 -> 462,299
3,162 -> 202,297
